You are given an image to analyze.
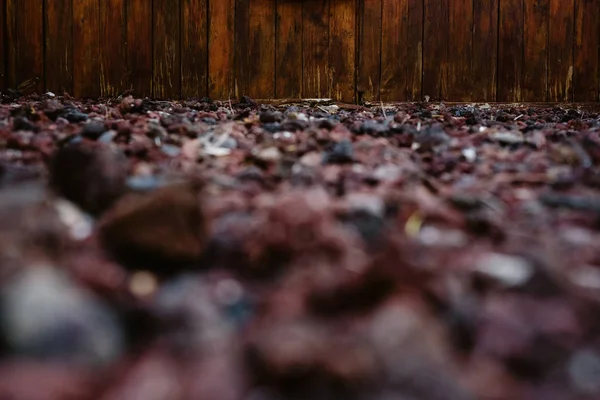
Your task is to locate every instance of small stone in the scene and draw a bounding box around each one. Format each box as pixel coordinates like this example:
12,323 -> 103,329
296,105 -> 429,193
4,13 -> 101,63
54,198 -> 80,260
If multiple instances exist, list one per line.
81,122 -> 107,140
568,349 -> 600,394
489,130 -> 524,145
256,147 -> 282,163
161,144 -> 181,157
259,111 -> 283,124
359,120 -> 388,135
63,110 -> 89,123
474,253 -> 534,287
12,117 -> 37,132
324,140 -> 354,164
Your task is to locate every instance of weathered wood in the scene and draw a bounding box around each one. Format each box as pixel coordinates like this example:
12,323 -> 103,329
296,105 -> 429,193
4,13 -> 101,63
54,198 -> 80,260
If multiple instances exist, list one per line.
100,0 -> 127,97
523,0 -> 549,102
276,0 -> 303,98
329,0 -> 356,102
574,0 -> 599,102
248,0 -> 276,99
6,0 -> 44,93
406,0 -> 423,101
126,0 -> 153,97
45,0 -> 73,95
548,0 -> 574,102
423,0 -> 449,101
235,0 -> 250,98
73,0 -> 100,98
183,0 -> 208,99
447,0 -> 472,101
357,0 -> 382,103
472,0 -> 498,101
0,0 -> 4,91
381,0 -> 408,101
154,0 -> 181,99
303,0 -> 330,98
498,0 -> 524,102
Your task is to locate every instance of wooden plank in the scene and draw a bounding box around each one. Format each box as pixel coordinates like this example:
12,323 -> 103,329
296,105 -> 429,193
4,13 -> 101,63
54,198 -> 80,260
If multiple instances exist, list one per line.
380,0 -> 407,101
207,0 -> 232,99
303,0 -> 330,98
498,0 -> 524,102
275,0 -> 303,98
423,0 -> 449,101
153,0 -> 181,99
6,0 -> 44,94
0,0 -> 6,92
522,0 -> 549,101
548,0 -> 574,102
248,0 -> 276,99
406,0 -> 423,101
329,0 -> 356,102
45,0 -> 73,95
234,0 -> 250,97
357,0 -> 382,103
73,0 -> 100,98
183,0 -> 208,99
472,0 -> 498,101
574,0 -> 600,102
100,0 -> 127,97
126,0 -> 153,97
447,0 -> 472,101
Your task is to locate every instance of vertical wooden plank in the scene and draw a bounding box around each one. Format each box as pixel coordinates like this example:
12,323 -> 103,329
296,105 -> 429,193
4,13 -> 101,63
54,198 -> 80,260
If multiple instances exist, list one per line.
498,0 -> 524,102
329,0 -> 356,102
303,0 -> 329,98
276,0 -> 303,98
100,0 -> 127,97
423,0 -> 449,101
406,0 -> 423,101
235,0 -> 250,97
548,0 -> 574,102
248,0 -> 276,99
380,0 -> 407,101
183,0 -> 208,99
472,0 -> 498,101
73,0 -> 100,98
0,0 -> 6,92
447,0 -> 472,101
522,0 -> 549,101
6,0 -> 44,93
574,0 -> 599,102
357,0 -> 382,103
154,0 -> 181,99
207,0 -> 232,99
127,0 -> 153,97
45,0 -> 73,95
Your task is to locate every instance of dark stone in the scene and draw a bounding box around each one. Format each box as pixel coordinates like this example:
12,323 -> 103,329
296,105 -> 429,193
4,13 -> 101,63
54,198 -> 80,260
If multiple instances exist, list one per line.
81,122 -> 107,140
324,140 -> 354,164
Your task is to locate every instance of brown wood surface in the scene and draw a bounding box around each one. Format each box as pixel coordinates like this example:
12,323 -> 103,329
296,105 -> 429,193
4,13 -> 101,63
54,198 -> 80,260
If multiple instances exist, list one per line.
447,0 -> 472,101
472,0 -> 498,101
423,0 -> 449,101
100,0 -> 127,97
6,0 -> 44,93
235,0 -> 250,97
574,0 -> 599,102
276,0 -> 303,98
381,0 -> 408,101
498,0 -> 524,102
0,0 -> 4,91
126,0 -> 153,97
548,0 -> 574,102
73,0 -> 100,98
183,0 -> 208,99
523,0 -> 549,102
45,0 -> 73,95
208,0 -> 233,99
357,0 -> 382,103
248,0 -> 276,99
154,0 -> 181,99
329,0 -> 356,102
406,0 -> 423,101
303,0 -> 330,98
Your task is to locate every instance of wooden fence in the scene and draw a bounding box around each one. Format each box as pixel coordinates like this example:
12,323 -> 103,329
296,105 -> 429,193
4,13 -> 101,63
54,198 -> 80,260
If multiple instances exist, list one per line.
1,0 -> 599,103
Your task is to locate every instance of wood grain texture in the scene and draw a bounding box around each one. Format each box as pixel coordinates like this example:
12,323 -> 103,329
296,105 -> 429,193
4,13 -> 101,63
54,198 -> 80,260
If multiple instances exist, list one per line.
472,0 -> 497,101
45,0 -> 73,95
357,0 -> 382,102
406,0 -> 423,101
248,0 -> 276,99
303,0 -> 330,98
329,0 -> 356,102
574,0 -> 599,102
73,0 -> 100,98
276,0 -> 303,98
423,0 -> 449,101
154,0 -> 181,99
6,0 -> 44,93
447,0 -> 472,101
208,0 -> 233,99
100,0 -> 127,97
0,0 -> 4,91
183,0 -> 208,99
523,0 -> 549,101
235,0 -> 250,97
381,0 -> 407,101
498,0 -> 524,102
548,0 -> 574,102
127,0 -> 153,97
